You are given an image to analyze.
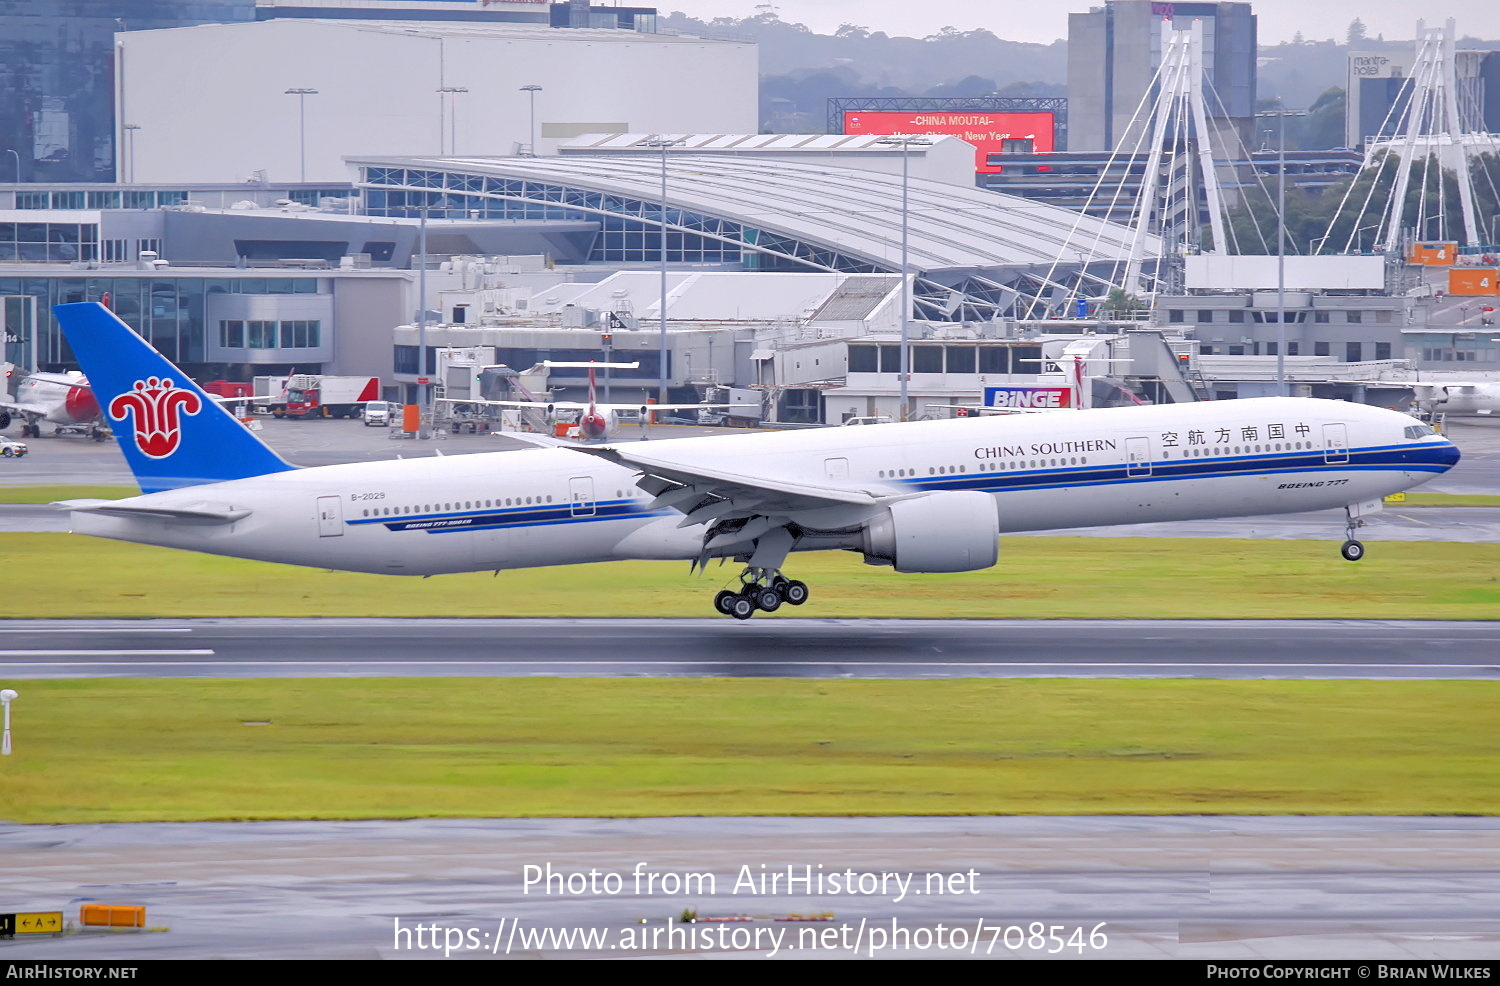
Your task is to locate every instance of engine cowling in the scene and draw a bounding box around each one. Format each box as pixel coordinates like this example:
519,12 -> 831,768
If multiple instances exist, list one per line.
860,491 -> 999,573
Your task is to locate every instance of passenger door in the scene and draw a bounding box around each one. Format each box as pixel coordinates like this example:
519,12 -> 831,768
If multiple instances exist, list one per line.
1125,437 -> 1152,477
1322,423 -> 1349,464
569,476 -> 596,517
316,496 -> 343,537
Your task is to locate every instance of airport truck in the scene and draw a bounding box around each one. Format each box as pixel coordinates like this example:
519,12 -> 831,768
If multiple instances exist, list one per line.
696,385 -> 763,428
255,374 -> 382,419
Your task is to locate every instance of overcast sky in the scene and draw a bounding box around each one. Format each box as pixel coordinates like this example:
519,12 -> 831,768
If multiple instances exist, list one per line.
666,0 -> 1500,46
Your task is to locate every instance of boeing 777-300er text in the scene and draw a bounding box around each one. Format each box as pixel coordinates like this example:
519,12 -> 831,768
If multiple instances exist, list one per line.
52,302 -> 1461,619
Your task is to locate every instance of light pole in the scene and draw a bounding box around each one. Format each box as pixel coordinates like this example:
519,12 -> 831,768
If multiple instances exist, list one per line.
5,148 -> 19,182
283,88 -> 318,183
1276,108 -> 1286,397
1257,104 -> 1306,395
437,86 -> 468,155
519,85 -> 541,157
122,124 -> 140,183
416,207 -> 430,438
392,203 -> 436,437
636,135 -> 685,407
875,134 -> 932,420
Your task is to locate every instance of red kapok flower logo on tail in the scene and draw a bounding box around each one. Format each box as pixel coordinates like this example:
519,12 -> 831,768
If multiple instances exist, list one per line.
108,377 -> 202,458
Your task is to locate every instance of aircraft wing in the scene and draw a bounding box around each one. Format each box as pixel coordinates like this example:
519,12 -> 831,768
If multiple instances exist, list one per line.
205,394 -> 274,405
637,403 -> 761,412
923,403 -> 1053,415
436,397 -> 562,410
566,443 -> 884,517
0,400 -> 52,416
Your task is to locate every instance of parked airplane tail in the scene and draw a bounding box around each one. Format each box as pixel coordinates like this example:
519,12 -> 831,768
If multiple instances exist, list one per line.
52,302 -> 295,493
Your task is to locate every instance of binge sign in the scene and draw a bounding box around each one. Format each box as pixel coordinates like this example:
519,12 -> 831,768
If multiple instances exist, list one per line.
985,386 -> 1072,410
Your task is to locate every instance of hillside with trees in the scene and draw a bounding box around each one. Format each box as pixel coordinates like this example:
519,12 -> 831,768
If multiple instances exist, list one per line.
660,11 -> 1500,144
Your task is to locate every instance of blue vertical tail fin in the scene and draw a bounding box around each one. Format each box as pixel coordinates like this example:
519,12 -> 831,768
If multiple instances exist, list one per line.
53,302 -> 294,494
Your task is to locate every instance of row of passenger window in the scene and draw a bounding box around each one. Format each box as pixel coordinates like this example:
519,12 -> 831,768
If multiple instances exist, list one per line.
358,489 -> 636,518
878,441 -> 1331,480
1172,441 -> 1312,457
362,495 -> 554,518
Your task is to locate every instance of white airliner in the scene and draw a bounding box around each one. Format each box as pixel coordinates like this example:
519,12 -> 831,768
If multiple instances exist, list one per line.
0,366 -> 104,439
1413,381 -> 1500,417
52,302 -> 1460,619
439,361 -> 757,442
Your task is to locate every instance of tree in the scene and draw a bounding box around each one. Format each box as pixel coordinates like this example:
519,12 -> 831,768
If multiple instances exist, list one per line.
1101,289 -> 1146,317
1300,87 -> 1347,150
1347,18 -> 1367,45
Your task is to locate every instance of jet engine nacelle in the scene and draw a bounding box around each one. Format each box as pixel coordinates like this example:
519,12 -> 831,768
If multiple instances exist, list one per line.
860,490 -> 1000,573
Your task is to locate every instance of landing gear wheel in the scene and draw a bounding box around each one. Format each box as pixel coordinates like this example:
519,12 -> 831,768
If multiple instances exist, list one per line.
754,586 -> 782,612
781,580 -> 809,606
729,596 -> 756,620
1340,539 -> 1365,562
714,589 -> 739,614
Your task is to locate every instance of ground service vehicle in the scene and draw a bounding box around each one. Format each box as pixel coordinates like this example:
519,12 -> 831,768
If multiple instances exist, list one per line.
257,374 -> 381,419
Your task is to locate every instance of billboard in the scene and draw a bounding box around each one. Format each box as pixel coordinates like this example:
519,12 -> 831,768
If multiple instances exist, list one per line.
1184,256 -> 1386,291
984,386 -> 1072,410
842,111 -> 1056,173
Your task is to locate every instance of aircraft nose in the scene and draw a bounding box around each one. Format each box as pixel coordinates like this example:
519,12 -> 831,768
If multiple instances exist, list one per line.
1436,439 -> 1462,470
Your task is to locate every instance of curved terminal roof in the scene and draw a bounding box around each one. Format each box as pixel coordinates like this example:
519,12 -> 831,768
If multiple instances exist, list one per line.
352,153 -> 1157,275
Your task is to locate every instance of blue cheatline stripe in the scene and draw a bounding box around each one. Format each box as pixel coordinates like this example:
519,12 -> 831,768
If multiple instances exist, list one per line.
904,442 -> 1453,495
345,499 -> 663,534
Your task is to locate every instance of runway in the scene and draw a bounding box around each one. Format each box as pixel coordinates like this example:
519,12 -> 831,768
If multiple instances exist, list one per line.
2,816 -> 1497,959
2,618 -> 1498,679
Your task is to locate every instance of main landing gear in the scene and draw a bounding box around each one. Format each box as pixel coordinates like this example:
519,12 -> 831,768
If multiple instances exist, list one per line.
713,569 -> 810,620
1340,504 -> 1366,562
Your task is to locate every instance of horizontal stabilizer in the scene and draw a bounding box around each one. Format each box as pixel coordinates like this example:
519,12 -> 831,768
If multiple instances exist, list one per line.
56,498 -> 251,524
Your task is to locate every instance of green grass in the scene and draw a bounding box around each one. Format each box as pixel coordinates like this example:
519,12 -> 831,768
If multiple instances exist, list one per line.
0,678 -> 1494,823
2,532 -> 1499,620
0,485 -> 136,504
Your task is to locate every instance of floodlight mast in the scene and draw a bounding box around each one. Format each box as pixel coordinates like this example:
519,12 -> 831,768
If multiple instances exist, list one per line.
874,134 -> 933,420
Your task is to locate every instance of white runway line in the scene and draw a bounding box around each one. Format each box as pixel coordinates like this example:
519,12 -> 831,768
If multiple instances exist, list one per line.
0,628 -> 193,633
0,650 -> 216,658
0,659 -> 1490,669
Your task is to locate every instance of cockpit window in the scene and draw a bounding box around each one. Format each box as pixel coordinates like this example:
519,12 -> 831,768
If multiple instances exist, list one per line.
1404,424 -> 1437,439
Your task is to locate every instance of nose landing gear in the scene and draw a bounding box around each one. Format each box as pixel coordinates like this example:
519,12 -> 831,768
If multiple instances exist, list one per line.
1340,504 -> 1366,562
713,569 -> 810,619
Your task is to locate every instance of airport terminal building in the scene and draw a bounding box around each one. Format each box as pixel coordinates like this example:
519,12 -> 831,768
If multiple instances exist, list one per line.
353,151 -> 1157,323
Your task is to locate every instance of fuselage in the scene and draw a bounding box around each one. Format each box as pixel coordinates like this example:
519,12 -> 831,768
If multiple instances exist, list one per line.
1437,383 -> 1500,416
17,372 -> 100,424
68,397 -> 1459,576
